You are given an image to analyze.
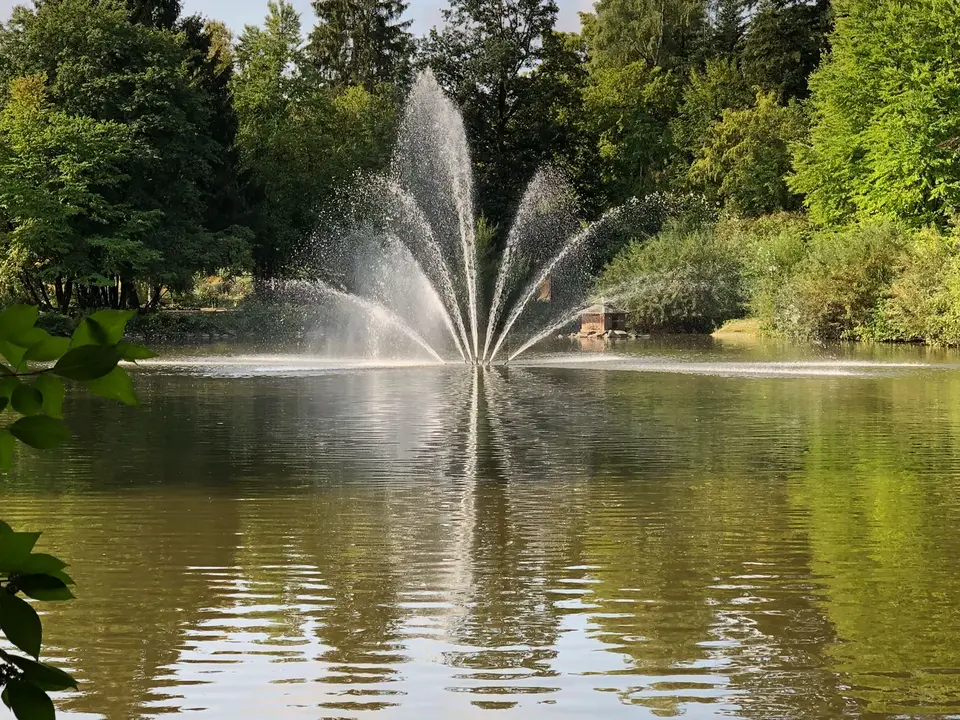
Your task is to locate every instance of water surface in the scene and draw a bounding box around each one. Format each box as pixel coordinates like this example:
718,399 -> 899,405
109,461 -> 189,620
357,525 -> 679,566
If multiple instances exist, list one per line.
5,337 -> 960,718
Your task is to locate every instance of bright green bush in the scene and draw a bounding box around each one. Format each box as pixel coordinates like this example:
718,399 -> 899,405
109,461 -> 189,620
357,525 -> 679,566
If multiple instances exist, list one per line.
719,213 -> 812,334
871,225 -> 960,345
764,222 -> 904,341
599,220 -> 746,333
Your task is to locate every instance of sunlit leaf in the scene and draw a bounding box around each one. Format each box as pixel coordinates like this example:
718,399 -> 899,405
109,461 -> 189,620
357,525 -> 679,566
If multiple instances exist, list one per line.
69,318 -> 109,348
83,367 -> 138,407
32,376 -> 64,420
0,340 -> 27,369
0,531 -> 40,571
87,310 -> 135,344
116,342 -> 155,361
11,386 -> 43,416
10,328 -> 49,350
16,574 -> 73,601
53,345 -> 120,381
23,336 -> 69,363
0,592 -> 42,658
10,416 -> 70,450
4,679 -> 54,720
8,655 -> 77,691
0,306 -> 39,341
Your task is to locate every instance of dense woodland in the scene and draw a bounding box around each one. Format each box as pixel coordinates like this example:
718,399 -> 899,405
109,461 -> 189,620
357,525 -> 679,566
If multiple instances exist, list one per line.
1,0 -> 959,343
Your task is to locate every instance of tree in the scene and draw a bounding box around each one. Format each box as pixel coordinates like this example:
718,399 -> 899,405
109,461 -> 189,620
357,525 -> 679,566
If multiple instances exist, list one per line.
307,0 -> 414,91
0,76 -> 155,313
740,0 -> 831,101
790,0 -> 960,226
690,91 -> 806,216
670,57 -> 752,170
422,0 -> 582,231
0,0 -> 250,309
706,0 -> 753,58
581,62 -> 683,204
234,0 -> 397,280
585,0 -> 709,72
0,305 -> 152,720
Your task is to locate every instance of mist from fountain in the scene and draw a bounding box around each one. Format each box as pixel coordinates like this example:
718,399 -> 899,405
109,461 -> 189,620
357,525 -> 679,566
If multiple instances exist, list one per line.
313,70 -> 625,365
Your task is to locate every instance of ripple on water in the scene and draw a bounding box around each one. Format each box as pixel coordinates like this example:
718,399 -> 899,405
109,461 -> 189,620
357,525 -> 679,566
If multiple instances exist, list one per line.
6,340 -> 960,718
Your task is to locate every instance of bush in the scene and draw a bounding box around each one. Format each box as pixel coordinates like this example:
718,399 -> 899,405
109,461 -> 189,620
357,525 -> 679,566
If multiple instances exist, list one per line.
871,225 -> 960,345
599,220 -> 746,333
720,213 -> 812,333
765,222 -> 904,341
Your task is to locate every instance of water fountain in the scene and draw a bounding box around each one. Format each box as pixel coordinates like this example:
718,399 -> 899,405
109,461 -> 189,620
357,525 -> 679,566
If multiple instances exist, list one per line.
310,70 -> 629,365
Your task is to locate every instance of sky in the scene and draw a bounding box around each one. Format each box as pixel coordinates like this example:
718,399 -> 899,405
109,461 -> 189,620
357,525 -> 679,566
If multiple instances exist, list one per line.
0,0 -> 593,35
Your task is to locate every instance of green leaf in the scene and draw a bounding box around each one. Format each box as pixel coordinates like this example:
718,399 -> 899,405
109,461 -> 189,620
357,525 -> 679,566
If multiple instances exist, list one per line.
88,310 -> 135,344
0,520 -> 12,534
0,592 -> 42,658
0,430 -> 16,470
68,318 -> 109,348
0,306 -> 39,341
1,687 -> 8,709
23,337 -> 69,363
10,417 -> 70,450
17,554 -> 66,575
53,345 -> 120,381
0,375 -> 20,399
9,328 -> 49,350
4,679 -> 54,720
16,575 -> 73,602
32,376 -> 63,420
0,532 -> 40,572
83,367 -> 138,407
8,656 -> 77,691
116,342 -> 155,361
11,386 -> 43,417
0,341 -> 27,370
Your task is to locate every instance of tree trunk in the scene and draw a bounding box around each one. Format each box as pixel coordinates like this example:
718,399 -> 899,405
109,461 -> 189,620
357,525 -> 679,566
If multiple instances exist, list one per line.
54,277 -> 73,313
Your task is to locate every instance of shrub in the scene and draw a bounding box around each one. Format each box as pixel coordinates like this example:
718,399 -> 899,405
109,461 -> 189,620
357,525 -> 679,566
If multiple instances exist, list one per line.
599,220 -> 746,333
719,213 -> 812,333
766,222 -> 904,341
872,225 -> 960,345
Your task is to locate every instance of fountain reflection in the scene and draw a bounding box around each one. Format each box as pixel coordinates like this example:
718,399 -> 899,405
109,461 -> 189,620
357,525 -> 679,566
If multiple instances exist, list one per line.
6,359 -> 960,718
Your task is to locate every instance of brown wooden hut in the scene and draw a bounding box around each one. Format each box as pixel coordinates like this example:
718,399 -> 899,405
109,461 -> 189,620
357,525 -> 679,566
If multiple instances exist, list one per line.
580,303 -> 626,335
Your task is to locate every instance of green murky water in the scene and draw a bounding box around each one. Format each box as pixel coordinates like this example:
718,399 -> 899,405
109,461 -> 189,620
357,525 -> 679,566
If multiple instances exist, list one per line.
4,337 -> 960,719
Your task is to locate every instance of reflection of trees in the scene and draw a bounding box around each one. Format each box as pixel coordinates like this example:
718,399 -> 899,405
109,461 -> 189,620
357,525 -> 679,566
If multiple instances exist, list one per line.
7,362 -> 960,716
2,491 -> 241,718
788,377 -> 960,715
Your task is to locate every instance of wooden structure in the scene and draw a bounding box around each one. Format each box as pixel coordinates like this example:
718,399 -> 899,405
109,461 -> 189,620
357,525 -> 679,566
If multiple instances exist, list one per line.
580,303 -> 626,335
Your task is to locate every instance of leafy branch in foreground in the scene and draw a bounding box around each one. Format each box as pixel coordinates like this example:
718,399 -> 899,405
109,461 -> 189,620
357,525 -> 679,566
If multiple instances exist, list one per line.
0,303 -> 153,720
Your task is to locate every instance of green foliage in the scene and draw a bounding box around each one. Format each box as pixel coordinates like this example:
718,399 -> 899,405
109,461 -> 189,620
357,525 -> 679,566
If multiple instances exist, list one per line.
871,225 -> 960,346
233,0 -> 397,279
757,222 -> 905,341
690,92 -> 807,216
0,304 -> 150,719
791,0 -> 960,226
718,213 -> 811,333
422,0 -> 585,231
585,0 -> 709,72
307,0 -> 414,90
581,63 -> 683,204
598,220 -> 746,332
740,0 -> 831,101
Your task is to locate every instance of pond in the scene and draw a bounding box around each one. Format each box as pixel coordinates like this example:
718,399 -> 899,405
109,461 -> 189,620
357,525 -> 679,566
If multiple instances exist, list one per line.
4,337 -> 960,719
